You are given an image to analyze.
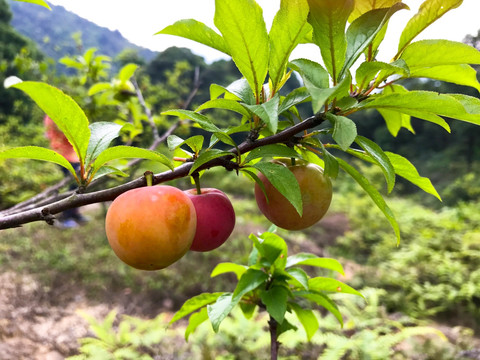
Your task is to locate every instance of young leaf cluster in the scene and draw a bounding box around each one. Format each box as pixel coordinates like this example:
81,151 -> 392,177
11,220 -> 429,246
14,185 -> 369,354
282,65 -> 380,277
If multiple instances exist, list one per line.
169,231 -> 363,341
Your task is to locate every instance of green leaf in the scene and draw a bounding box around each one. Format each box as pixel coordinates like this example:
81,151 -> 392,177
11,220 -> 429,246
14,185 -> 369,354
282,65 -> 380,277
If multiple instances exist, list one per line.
289,59 -> 329,89
118,64 -> 138,82
285,267 -> 309,290
296,291 -> 343,326
185,307 -> 209,341
88,82 -> 112,96
13,0 -> 51,9
6,80 -> 91,163
448,94 -> 480,125
92,146 -> 174,176
286,253 -> 345,275
214,0 -> 269,100
239,301 -> 257,319
0,146 -> 77,180
243,94 -> 280,133
167,135 -> 185,151
232,269 -> 268,301
196,98 -> 251,117
260,286 -> 288,323
244,144 -> 299,164
327,113 -> 357,151
349,0 -> 403,21
307,0 -> 354,82
188,149 -> 231,175
319,142 -> 340,179
170,292 -> 224,324
355,59 -> 409,90
168,135 -> 204,154
278,87 -> 311,114
269,0 -> 311,92
85,122 -> 123,166
397,0 -> 463,57
252,161 -> 303,216
162,109 -> 220,133
207,293 -> 235,332
386,152 -> 441,200
224,78 -> 256,105
90,165 -> 128,181
408,64 -> 480,92
309,277 -> 363,297
211,132 -> 237,149
337,158 -> 400,243
259,232 -> 288,269
400,39 -> 480,68
355,135 -> 396,193
289,303 -> 319,340
341,3 -> 408,77
311,73 -> 351,113
156,19 -> 229,55
376,84 -> 414,136
211,262 -> 248,280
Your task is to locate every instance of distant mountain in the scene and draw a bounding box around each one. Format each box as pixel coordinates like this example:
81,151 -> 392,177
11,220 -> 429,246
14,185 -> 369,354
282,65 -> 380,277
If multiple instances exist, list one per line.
8,0 -> 157,65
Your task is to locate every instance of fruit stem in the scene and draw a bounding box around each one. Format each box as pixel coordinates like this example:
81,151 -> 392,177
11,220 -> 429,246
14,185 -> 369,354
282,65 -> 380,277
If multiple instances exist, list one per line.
192,172 -> 202,195
144,171 -> 154,187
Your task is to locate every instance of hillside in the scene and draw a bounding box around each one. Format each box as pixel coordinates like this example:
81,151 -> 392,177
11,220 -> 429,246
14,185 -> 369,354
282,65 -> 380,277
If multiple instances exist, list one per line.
8,0 -> 156,64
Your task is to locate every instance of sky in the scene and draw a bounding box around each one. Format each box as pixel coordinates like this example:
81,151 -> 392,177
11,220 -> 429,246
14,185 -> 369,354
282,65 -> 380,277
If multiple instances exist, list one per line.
45,0 -> 480,64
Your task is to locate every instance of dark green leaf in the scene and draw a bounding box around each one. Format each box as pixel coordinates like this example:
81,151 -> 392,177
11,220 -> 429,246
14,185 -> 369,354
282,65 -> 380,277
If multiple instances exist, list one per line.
355,59 -> 409,90
211,262 -> 248,280
225,79 -> 256,105
251,161 -> 303,216
232,269 -> 268,301
188,149 -> 231,175
86,122 -> 123,166
260,286 -> 288,323
239,301 -> 257,319
156,19 -> 229,55
196,98 -> 252,117
355,135 -> 396,193
337,158 -> 400,243
244,144 -> 299,164
307,0 -> 354,81
327,113 -> 357,151
286,267 -> 309,290
289,303 -> 319,340
259,232 -> 288,269
170,292 -> 224,324
214,0 -> 269,100
243,94 -> 280,133
278,87 -> 311,114
90,165 -> 128,181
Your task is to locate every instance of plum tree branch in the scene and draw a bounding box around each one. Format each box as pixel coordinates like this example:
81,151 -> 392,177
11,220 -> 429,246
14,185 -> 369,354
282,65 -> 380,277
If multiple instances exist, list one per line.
0,113 -> 325,230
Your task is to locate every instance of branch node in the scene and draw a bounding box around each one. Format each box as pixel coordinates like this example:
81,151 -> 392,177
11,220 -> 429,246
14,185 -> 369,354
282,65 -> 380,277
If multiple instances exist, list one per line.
40,208 -> 55,226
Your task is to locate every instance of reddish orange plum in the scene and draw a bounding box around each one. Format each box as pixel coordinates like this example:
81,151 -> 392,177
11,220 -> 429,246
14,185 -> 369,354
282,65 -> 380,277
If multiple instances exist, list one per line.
105,185 -> 197,270
255,159 -> 332,231
184,188 -> 236,252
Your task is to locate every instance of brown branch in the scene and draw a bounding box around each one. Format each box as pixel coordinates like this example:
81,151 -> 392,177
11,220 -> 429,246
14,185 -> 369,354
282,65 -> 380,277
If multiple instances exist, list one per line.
0,113 -> 325,230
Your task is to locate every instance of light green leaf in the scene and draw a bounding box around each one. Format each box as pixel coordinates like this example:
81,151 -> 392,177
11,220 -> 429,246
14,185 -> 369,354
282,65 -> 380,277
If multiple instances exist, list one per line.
376,84 -> 413,136
168,135 -> 204,154
0,146 -> 77,180
85,122 -> 123,166
13,0 -> 51,9
232,268 -> 269,301
90,165 -> 128,181
269,0 -> 311,93
327,113 -> 357,151
214,0 -> 269,100
286,268 -> 309,290
286,253 -> 345,275
252,161 -> 303,216
259,232 -> 288,269
167,135 -> 185,151
397,0 -> 464,57
243,94 -> 280,133
188,149 -> 231,175
400,39 -> 480,68
224,78 -> 256,105
296,291 -> 343,326
386,152 -> 441,200
118,64 -> 138,82
244,144 -> 299,164
289,59 -> 330,89
307,0 -> 354,82
289,303 -> 319,340
337,158 -> 400,243
341,3 -> 408,77
448,94 -> 480,125
170,292 -> 224,324
7,81 -> 91,163
355,135 -> 396,193
196,98 -> 251,117
309,277 -> 364,297
349,0 -> 402,21
92,146 -> 174,175
409,64 -> 480,92
185,307 -> 209,341
260,286 -> 288,323
278,87 -> 311,114
156,19 -> 229,55
88,82 -> 112,96
162,109 -> 220,132
211,262 -> 248,280
207,293 -> 235,332
355,59 -> 409,90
